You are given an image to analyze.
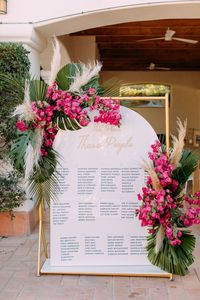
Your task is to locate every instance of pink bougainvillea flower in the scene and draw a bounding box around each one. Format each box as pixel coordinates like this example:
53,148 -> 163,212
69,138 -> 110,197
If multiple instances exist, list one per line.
16,120 -> 28,132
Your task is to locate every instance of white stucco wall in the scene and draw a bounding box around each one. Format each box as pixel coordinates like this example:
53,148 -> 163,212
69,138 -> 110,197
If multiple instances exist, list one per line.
1,1 -> 199,23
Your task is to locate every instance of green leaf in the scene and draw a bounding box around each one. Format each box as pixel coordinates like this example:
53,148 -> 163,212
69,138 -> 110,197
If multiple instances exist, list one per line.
82,75 -> 103,95
147,231 -> 195,276
102,78 -> 125,97
56,63 -> 82,90
56,115 -> 82,131
29,80 -> 48,101
10,130 -> 34,173
28,149 -> 61,206
172,150 -> 199,195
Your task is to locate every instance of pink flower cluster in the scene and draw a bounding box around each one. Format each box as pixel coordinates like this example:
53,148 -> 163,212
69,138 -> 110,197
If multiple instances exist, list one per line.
46,83 -> 90,126
148,140 -> 178,190
180,192 -> 200,226
16,120 -> 28,132
91,97 -> 122,126
16,83 -> 122,157
137,140 -> 200,247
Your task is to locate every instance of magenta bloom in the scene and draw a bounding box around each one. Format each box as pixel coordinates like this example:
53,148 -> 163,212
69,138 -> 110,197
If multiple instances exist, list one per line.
16,120 -> 28,132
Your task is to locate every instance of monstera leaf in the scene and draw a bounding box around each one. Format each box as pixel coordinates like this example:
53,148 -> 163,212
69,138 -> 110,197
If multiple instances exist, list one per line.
10,130 -> 34,173
56,63 -> 82,91
56,63 -> 103,94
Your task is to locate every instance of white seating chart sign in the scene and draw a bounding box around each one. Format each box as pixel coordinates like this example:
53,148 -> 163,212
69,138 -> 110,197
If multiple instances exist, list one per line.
49,106 -> 161,274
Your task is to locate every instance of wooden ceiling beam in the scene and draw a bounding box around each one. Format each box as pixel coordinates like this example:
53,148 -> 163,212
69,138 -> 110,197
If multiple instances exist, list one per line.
99,49 -> 200,56
96,36 -> 200,43
102,66 -> 200,71
71,27 -> 200,36
97,42 -> 200,49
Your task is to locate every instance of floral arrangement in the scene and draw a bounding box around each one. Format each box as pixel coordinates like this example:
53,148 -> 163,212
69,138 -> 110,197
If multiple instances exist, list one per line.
120,84 -> 170,97
137,120 -> 200,275
11,39 -> 121,204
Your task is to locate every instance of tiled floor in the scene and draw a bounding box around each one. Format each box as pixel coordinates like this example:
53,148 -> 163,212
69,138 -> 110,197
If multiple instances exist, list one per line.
0,218 -> 200,300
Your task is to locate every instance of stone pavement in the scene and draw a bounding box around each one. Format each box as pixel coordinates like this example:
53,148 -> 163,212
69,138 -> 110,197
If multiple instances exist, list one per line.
0,218 -> 200,300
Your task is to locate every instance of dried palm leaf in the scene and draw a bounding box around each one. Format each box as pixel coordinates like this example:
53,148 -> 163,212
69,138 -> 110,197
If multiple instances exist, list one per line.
145,162 -> 162,191
170,118 -> 187,167
12,82 -> 35,121
24,129 -> 43,181
49,37 -> 61,86
155,225 -> 165,253
68,61 -> 102,93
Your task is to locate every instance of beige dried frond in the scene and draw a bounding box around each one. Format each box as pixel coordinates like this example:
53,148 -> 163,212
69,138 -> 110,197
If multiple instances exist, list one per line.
68,61 -> 102,93
49,37 -> 61,86
24,128 -> 44,181
12,82 -> 35,121
145,163 -> 162,191
155,225 -> 165,254
170,118 -> 187,167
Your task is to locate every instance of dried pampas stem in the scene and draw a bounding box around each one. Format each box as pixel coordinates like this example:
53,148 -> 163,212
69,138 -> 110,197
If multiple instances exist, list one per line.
145,163 -> 162,191
155,225 -> 165,254
170,118 -> 187,167
12,81 -> 35,121
24,128 -> 44,181
68,61 -> 102,93
49,37 -> 61,86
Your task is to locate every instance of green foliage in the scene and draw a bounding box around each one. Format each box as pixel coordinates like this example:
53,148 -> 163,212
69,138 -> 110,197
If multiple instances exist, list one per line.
147,231 -> 195,276
56,115 -> 82,131
0,172 -> 25,213
56,63 -> 82,90
0,43 -> 30,75
29,80 -> 48,101
56,63 -> 103,95
10,130 -> 34,173
0,43 -> 30,158
172,150 -> 199,196
28,149 -> 60,206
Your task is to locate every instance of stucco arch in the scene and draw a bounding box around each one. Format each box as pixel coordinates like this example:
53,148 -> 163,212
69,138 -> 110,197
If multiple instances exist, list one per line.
34,1 -> 200,37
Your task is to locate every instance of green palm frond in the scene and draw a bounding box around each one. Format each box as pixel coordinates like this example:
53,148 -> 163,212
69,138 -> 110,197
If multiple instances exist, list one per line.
147,231 -> 195,276
28,148 -> 61,206
29,80 -> 48,101
172,150 -> 199,195
102,78 -> 125,97
28,176 -> 58,206
0,72 -> 25,102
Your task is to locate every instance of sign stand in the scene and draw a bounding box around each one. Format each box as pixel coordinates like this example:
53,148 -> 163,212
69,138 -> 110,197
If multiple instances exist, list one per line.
36,94 -> 172,280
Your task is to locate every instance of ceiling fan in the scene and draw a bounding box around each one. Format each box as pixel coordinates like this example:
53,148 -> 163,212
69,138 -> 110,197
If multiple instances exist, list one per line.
137,28 -> 198,44
147,63 -> 171,71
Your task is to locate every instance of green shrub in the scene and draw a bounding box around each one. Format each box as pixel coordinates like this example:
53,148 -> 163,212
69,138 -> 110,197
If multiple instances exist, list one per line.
0,43 -> 30,75
0,172 -> 25,214
0,43 -> 30,212
0,43 -> 30,158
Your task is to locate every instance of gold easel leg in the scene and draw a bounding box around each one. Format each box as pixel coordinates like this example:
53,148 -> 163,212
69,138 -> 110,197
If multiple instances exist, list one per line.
165,93 -> 170,154
37,203 -> 42,277
170,273 -> 173,281
41,222 -> 48,259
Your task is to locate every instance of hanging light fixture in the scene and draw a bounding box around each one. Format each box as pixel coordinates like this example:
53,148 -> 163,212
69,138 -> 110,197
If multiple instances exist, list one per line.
0,0 -> 7,14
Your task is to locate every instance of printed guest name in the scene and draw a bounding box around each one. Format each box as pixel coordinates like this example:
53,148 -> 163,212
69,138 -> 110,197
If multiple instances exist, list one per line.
78,135 -> 134,154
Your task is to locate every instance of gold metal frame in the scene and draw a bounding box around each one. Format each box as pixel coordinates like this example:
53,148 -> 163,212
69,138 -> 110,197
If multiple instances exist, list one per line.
37,94 -> 172,279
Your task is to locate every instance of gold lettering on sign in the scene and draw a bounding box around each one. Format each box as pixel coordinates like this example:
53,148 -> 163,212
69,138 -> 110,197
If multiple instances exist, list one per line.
93,123 -> 120,132
78,135 -> 134,154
